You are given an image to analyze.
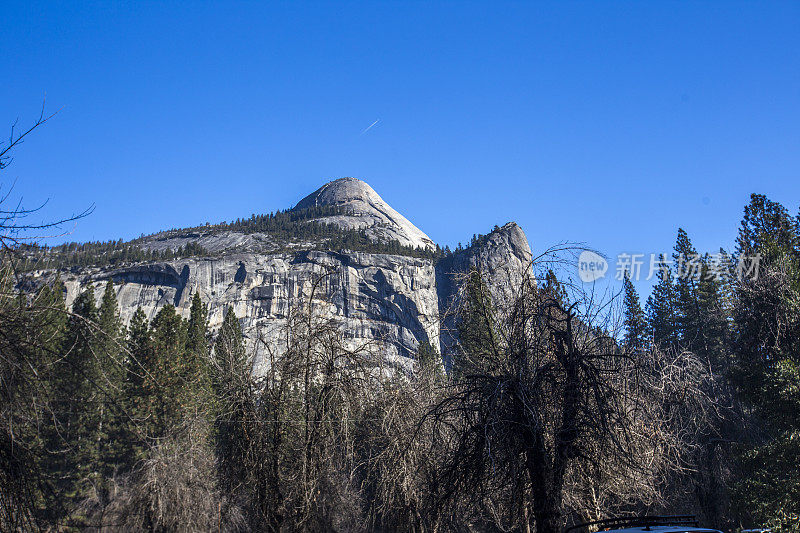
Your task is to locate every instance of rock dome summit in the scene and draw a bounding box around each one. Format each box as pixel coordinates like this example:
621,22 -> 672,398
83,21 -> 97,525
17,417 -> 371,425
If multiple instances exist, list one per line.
294,178 -> 436,251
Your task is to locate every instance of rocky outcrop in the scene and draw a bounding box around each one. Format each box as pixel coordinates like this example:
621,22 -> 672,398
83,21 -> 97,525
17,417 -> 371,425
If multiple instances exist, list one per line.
63,250 -> 438,372
435,222 -> 532,354
137,230 -> 279,255
47,179 -> 532,370
295,178 -> 436,251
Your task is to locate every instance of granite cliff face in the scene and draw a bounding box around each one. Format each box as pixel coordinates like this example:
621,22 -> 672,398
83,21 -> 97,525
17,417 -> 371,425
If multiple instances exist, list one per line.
52,178 -> 531,369
435,222 -> 533,354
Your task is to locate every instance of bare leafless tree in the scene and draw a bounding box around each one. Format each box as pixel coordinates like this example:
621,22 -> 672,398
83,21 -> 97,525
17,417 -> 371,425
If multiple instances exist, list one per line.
210,268 -> 385,531
0,102 -> 93,254
423,250 -> 724,533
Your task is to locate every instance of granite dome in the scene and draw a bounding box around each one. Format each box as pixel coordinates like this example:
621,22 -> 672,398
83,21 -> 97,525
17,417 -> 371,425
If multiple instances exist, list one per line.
294,178 -> 436,251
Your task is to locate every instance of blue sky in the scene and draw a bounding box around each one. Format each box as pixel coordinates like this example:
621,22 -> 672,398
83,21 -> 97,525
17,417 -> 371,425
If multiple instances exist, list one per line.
3,2 -> 799,294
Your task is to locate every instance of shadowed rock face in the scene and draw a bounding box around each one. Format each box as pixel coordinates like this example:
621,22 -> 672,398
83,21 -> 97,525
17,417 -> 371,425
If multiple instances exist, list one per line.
50,179 -> 531,370
436,222 -> 532,355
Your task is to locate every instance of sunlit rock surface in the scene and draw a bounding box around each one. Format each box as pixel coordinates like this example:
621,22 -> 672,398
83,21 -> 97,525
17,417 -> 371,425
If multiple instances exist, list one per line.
435,222 -> 533,354
295,178 -> 436,251
51,179 -> 531,369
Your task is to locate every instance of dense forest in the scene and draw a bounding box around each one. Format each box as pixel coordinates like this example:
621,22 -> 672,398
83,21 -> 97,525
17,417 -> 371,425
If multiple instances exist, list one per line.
2,191 -> 799,532
15,204 -> 443,272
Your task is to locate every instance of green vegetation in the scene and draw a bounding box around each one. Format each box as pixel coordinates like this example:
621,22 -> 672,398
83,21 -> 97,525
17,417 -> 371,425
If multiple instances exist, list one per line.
622,272 -> 646,352
3,121 -> 799,533
16,205 -> 444,272
728,195 -> 800,528
15,240 -> 211,270
620,193 -> 800,530
4,192 -> 800,531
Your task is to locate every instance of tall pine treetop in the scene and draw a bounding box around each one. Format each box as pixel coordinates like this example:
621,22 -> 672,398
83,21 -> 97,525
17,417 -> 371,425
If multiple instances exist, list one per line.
622,272 -> 646,353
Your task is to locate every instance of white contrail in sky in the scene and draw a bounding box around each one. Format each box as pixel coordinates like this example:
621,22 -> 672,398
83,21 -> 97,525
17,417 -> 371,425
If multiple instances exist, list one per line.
361,119 -> 380,134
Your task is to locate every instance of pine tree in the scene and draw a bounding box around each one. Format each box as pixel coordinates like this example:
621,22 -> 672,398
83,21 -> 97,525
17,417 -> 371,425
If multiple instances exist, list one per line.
673,228 -> 701,349
213,307 -> 247,388
694,257 -> 730,369
50,285 -> 102,507
185,292 -> 213,414
736,193 -> 799,261
148,304 -> 188,435
542,269 -> 568,305
11,276 -> 69,521
622,272 -> 646,352
94,281 -> 127,485
714,248 -> 737,323
212,307 -> 250,490
123,307 -> 154,461
415,339 -> 440,367
33,277 -> 68,384
416,339 -> 445,382
730,194 -> 800,526
455,269 -> 499,375
186,293 -> 209,359
645,254 -> 679,349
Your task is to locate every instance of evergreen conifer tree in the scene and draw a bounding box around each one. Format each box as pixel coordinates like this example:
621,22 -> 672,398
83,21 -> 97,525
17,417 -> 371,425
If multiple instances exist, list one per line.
645,254 -> 679,349
185,292 -> 213,413
50,286 -> 102,507
148,304 -> 188,435
455,269 -> 499,375
673,228 -> 701,349
694,257 -> 730,368
622,272 -> 646,352
123,307 -> 155,460
94,281 -> 127,485
212,307 -> 250,489
730,194 -> 800,525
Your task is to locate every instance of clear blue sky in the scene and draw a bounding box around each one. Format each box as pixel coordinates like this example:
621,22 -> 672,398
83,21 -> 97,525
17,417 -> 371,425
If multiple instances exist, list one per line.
3,2 -> 799,293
